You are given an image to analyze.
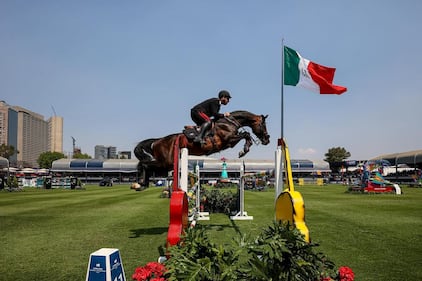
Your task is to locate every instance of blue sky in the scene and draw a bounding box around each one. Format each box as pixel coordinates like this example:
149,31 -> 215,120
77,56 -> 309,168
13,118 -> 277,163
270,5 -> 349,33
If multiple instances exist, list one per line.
1,1 -> 421,162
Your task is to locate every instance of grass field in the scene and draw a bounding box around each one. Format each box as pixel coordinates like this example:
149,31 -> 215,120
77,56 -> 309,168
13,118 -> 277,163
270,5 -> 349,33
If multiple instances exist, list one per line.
1,184 -> 421,281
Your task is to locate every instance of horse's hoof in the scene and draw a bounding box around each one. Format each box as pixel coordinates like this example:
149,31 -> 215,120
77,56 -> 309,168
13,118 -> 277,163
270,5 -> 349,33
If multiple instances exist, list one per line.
239,151 -> 245,158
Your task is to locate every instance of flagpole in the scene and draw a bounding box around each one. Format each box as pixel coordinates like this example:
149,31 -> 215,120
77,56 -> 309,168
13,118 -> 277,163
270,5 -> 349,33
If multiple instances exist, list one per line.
281,38 -> 284,139
276,39 -> 285,199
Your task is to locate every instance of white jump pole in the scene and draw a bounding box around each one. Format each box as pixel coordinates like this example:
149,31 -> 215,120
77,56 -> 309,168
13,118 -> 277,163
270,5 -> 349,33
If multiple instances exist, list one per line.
194,162 -> 209,221
230,162 -> 253,220
275,147 -> 283,199
179,148 -> 188,192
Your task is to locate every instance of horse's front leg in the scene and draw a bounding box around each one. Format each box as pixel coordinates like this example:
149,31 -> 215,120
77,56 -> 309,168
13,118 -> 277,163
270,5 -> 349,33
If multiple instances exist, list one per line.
238,131 -> 253,158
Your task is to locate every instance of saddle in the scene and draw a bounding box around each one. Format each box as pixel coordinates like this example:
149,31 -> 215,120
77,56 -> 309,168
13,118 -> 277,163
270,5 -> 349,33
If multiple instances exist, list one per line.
183,126 -> 199,140
183,124 -> 215,141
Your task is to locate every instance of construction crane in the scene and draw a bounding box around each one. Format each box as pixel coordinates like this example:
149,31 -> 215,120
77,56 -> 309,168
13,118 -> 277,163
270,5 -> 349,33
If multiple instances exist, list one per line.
71,136 -> 76,154
51,105 -> 57,117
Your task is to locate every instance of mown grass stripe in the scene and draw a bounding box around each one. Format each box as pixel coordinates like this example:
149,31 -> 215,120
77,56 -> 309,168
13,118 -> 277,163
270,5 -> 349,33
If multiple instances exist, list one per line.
1,184 -> 421,281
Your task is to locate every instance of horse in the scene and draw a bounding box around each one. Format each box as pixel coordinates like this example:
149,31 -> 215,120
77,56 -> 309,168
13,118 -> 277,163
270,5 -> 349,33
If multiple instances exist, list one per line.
134,110 -> 270,187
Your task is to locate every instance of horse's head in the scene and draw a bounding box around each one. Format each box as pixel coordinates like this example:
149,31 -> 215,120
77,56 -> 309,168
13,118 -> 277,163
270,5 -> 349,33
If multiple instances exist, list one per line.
228,111 -> 271,145
252,114 -> 270,145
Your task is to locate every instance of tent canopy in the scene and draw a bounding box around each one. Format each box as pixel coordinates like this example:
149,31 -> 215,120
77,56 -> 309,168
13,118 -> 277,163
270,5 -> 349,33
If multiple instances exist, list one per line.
0,157 -> 9,169
371,150 -> 422,166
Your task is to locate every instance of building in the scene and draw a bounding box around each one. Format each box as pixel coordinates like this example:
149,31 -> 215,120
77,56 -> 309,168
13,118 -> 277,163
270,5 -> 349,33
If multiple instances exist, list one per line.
0,101 -> 63,167
371,150 -> 422,169
95,145 -> 117,159
50,156 -> 331,184
0,102 -> 10,145
15,106 -> 49,167
48,116 -> 63,153
0,101 -> 18,165
118,151 -> 132,159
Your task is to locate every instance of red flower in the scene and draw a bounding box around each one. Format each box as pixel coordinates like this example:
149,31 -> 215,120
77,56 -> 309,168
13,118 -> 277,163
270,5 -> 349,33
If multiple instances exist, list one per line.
145,262 -> 166,276
132,267 -> 151,281
132,262 -> 167,281
338,266 -> 354,281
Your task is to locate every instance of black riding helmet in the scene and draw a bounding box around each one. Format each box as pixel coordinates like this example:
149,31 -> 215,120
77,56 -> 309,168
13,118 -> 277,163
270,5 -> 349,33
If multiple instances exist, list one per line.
218,90 -> 231,99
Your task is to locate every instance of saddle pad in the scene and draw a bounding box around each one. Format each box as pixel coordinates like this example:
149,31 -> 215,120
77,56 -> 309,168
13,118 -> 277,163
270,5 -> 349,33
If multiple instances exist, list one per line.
183,127 -> 198,140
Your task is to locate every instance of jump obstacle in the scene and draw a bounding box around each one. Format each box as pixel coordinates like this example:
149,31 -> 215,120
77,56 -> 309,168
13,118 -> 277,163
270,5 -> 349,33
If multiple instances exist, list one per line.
165,135 -> 310,250
274,138 -> 310,242
166,137 -> 189,248
230,162 -> 253,220
190,159 -> 253,221
168,141 -> 258,241
166,136 -> 309,247
190,162 -> 210,221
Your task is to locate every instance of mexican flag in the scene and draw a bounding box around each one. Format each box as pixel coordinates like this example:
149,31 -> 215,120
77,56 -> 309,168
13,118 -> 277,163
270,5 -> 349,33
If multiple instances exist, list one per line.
283,46 -> 347,95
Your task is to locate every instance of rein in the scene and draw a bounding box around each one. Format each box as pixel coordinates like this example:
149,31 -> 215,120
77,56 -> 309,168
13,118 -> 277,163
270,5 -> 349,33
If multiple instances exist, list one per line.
225,116 -> 242,128
225,116 -> 261,145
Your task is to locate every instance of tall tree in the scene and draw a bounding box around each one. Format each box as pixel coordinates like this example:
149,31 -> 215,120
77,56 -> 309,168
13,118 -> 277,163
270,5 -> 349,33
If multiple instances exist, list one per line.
37,151 -> 65,169
0,144 -> 18,159
324,147 -> 351,172
73,152 -> 91,159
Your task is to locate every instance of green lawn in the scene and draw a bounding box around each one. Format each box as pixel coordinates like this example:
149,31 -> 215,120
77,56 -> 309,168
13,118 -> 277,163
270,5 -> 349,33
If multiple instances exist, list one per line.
1,184 -> 421,281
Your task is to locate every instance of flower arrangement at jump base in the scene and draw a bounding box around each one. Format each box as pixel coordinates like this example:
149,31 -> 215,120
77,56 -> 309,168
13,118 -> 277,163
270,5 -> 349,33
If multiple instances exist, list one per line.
132,222 -> 354,281
322,266 -> 355,281
132,262 -> 166,281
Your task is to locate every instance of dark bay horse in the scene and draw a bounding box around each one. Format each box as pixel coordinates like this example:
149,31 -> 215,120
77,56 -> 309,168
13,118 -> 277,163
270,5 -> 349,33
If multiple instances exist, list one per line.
134,110 -> 270,186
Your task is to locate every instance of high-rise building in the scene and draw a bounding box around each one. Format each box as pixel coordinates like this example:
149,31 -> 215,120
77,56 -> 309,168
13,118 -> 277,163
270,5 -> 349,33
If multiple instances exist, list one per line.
14,106 -> 49,167
108,146 -> 117,159
48,116 -> 63,153
95,145 -> 117,159
0,101 -> 19,166
95,145 -> 108,160
0,101 -> 17,145
0,102 -> 9,145
0,101 -> 64,167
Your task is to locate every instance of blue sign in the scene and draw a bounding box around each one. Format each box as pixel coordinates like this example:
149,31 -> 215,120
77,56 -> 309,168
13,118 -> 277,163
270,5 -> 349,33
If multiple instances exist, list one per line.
110,251 -> 125,281
87,255 -> 107,281
86,248 -> 126,281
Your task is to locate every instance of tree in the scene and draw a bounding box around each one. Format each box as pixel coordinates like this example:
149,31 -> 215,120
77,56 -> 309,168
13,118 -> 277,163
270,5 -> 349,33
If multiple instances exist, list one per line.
7,175 -> 19,188
0,144 -> 18,159
324,147 -> 351,172
324,147 -> 351,163
73,152 -> 92,159
37,151 -> 65,169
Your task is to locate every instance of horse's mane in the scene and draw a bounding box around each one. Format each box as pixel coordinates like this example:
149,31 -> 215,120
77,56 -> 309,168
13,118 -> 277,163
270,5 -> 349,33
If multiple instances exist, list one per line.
230,110 -> 253,117
211,110 -> 256,128
226,110 -> 256,123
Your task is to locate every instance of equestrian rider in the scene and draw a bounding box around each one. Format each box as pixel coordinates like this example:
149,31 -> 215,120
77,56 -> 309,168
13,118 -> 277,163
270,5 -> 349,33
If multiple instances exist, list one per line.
190,90 -> 231,144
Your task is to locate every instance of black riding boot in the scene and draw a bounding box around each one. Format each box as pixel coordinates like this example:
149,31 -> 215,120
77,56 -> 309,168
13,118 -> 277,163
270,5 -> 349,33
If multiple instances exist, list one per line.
194,121 -> 212,144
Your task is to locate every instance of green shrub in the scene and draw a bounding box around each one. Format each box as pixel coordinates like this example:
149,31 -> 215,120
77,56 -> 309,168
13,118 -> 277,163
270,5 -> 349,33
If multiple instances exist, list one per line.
164,221 -> 335,280
7,176 -> 19,188
201,189 -> 237,214
245,221 -> 335,280
164,225 -> 245,281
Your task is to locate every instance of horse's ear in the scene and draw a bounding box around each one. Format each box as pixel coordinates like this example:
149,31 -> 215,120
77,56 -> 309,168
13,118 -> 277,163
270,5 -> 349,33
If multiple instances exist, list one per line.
263,114 -> 268,120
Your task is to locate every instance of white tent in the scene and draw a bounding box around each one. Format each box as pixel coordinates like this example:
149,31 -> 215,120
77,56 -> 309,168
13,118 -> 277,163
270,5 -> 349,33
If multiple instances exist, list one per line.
0,157 -> 9,169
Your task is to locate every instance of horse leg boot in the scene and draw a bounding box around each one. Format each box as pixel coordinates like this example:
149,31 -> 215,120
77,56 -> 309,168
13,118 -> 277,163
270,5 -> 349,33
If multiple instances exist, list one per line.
194,121 -> 212,144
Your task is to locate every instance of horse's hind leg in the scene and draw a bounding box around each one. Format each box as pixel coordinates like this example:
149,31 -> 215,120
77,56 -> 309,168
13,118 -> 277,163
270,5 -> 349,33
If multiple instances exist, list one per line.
238,131 -> 253,158
137,163 -> 150,187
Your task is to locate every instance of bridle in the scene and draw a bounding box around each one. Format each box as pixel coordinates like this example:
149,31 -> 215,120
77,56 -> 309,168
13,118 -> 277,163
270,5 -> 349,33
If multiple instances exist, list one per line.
225,115 -> 268,145
254,115 -> 269,145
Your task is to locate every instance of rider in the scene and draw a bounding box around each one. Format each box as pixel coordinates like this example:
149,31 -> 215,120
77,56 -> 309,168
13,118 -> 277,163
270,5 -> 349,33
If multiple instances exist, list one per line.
190,90 -> 231,144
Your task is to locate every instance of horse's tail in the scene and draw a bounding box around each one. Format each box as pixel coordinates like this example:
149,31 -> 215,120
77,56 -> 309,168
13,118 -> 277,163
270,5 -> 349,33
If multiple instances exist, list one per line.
134,138 -> 157,162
